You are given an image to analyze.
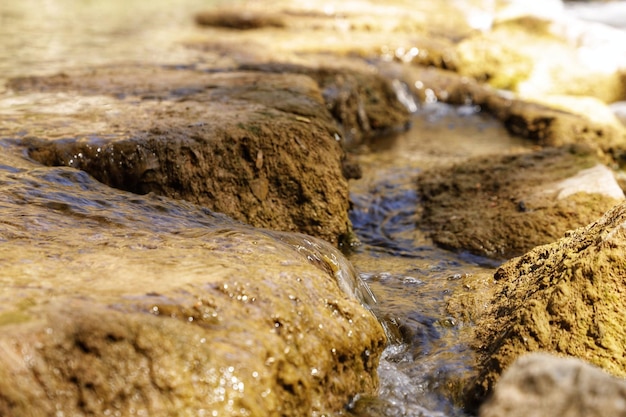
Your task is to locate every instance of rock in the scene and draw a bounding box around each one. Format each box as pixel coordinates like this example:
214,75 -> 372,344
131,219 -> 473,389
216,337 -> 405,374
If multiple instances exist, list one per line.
389,65 -> 626,157
6,66 -> 358,246
417,145 -> 624,259
455,15 -> 626,102
239,62 -> 411,148
466,200 -> 626,408
0,146 -> 386,416
479,353 -> 626,417
487,94 -> 626,153
195,9 -> 286,30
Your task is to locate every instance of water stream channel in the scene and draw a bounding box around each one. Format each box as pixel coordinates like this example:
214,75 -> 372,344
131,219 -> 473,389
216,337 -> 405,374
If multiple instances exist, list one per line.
1,1 -> 624,416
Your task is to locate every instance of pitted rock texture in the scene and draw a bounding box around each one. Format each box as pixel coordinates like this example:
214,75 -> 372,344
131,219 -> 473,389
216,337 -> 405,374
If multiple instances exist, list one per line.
466,200 -> 626,407
417,145 -> 623,259
0,148 -> 386,417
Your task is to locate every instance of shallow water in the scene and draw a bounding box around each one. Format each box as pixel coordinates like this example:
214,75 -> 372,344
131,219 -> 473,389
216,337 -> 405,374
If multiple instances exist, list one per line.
343,104 -> 532,416
0,1 -> 620,416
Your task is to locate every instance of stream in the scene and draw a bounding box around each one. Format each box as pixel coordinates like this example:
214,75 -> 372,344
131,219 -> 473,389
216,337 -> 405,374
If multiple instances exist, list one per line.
1,1 -> 624,416
343,102 -> 529,417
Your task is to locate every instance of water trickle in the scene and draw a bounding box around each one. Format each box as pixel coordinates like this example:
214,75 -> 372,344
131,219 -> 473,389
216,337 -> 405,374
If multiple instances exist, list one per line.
343,103 -> 527,416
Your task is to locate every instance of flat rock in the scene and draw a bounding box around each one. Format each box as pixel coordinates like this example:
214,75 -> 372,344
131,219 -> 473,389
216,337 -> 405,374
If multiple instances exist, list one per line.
417,145 -> 624,259
0,147 -> 386,416
456,15 -> 626,102
480,353 -> 626,417
5,66 -> 365,246
466,200 -> 626,407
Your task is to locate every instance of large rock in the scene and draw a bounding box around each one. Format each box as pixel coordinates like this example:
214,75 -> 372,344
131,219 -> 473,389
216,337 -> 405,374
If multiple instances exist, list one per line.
466,200 -> 626,407
417,145 -> 624,259
0,146 -> 386,416
6,66 -> 361,246
480,353 -> 626,417
239,62 -> 411,148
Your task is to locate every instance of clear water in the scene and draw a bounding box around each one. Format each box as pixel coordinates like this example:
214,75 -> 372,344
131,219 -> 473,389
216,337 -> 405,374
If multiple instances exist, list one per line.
0,1 -> 618,416
342,103 -> 531,416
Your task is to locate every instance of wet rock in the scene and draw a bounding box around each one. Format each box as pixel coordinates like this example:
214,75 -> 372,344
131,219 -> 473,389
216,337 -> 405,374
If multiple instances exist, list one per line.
195,9 -> 286,30
466,200 -> 626,407
0,146 -> 386,416
417,145 -> 624,259
7,66 -> 356,246
239,62 -> 411,148
479,353 -> 626,417
455,15 -> 626,102
390,65 -> 626,157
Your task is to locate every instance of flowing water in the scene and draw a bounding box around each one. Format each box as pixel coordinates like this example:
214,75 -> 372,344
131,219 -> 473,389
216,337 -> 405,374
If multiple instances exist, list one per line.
342,103 -> 530,417
0,1 -> 623,416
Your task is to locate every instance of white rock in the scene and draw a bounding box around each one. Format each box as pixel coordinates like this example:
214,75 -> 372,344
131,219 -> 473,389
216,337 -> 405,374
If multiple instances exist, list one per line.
480,352 -> 626,417
555,164 -> 625,201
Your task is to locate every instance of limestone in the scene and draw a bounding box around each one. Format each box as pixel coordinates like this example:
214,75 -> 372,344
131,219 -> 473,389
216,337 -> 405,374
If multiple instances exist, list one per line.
466,200 -> 626,407
195,9 -> 286,30
480,353 -> 626,417
417,145 -> 624,259
6,67 -> 358,246
0,147 -> 386,416
238,62 -> 411,148
455,15 -> 626,102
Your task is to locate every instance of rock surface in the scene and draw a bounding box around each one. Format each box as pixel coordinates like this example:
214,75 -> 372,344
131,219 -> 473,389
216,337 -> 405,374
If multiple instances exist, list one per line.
417,145 -> 624,259
0,147 -> 386,417
466,200 -> 626,407
6,67 -> 374,247
480,353 -> 626,417
456,15 -> 626,102
389,65 -> 626,158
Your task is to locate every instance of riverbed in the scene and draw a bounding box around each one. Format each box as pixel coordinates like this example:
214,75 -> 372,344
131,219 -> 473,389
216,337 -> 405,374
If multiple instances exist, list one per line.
1,1 -> 623,416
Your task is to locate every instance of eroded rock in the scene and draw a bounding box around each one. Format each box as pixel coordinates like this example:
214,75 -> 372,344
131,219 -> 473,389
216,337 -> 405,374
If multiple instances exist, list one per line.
6,67 -> 358,246
195,9 -> 286,30
466,200 -> 626,407
239,62 -> 411,148
417,145 -> 624,259
0,147 -> 386,416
